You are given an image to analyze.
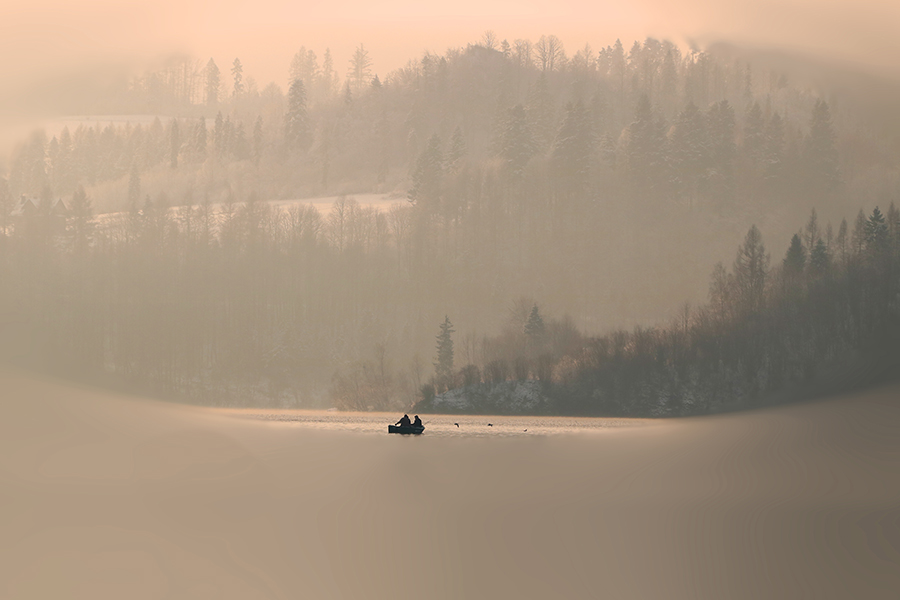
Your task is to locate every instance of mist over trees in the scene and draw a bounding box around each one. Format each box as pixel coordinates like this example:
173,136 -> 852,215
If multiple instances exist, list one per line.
1,34 -> 899,409
416,206 -> 900,416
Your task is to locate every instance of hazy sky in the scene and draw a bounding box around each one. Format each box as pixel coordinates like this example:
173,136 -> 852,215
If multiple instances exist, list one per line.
2,0 -> 898,96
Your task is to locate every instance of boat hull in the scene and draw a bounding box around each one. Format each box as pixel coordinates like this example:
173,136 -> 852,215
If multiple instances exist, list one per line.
388,425 -> 424,435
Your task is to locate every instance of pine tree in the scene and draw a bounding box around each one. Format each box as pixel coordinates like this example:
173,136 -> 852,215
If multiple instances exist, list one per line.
809,238 -> 830,277
835,218 -> 849,266
733,224 -> 769,313
194,117 -> 207,159
498,104 -> 534,180
626,94 -> 666,194
446,126 -> 467,173
318,49 -> 338,100
231,58 -> 244,98
669,101 -> 709,207
783,233 -> 806,279
434,316 -> 455,388
285,78 -> 310,152
804,208 -> 820,253
865,206 -> 889,255
524,304 -> 546,345
348,44 -> 373,92
551,100 -> 594,197
408,134 -> 443,209
805,99 -> 840,192
526,73 -> 554,151
852,209 -> 867,258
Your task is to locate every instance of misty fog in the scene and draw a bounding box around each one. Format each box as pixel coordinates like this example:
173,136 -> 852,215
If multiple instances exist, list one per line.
1,3 -> 900,599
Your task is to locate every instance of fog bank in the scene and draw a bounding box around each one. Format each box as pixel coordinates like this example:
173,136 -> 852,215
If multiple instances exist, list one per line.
2,371 -> 898,599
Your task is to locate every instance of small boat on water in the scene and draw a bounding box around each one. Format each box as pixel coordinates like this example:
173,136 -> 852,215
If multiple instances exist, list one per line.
388,424 -> 425,435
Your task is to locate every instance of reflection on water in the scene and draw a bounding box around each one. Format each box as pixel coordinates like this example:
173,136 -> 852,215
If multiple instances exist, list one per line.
220,410 -> 648,437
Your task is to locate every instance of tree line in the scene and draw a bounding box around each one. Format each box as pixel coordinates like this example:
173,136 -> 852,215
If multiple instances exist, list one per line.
1,34 -> 898,409
414,205 -> 900,416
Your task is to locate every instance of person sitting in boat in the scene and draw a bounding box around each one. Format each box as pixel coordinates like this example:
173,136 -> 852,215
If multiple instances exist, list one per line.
412,415 -> 422,427
395,414 -> 412,427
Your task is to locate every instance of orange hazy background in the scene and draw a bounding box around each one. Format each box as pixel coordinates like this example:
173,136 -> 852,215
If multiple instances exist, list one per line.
2,0 -> 898,94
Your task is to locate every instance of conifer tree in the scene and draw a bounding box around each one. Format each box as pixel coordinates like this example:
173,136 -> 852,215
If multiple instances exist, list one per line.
805,99 -> 840,192
524,304 -> 546,346
194,117 -> 207,159
285,78 -> 310,153
835,218 -> 849,266
625,94 -> 666,194
318,49 -> 338,100
809,238 -> 830,277
434,316 -> 455,388
783,233 -> 806,280
499,104 -> 534,180
669,101 -> 709,206
231,58 -> 244,98
446,126 -> 467,173
348,44 -> 373,92
408,134 -> 443,209
733,224 -> 768,313
551,100 -> 594,197
852,209 -> 867,257
865,206 -> 889,255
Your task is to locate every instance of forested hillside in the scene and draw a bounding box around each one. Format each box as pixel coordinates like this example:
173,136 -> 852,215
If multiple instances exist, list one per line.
1,35 -> 898,408
418,207 -> 900,416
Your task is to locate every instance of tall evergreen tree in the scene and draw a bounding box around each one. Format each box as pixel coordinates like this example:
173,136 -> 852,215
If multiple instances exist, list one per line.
551,100 -> 594,197
805,99 -> 840,193
231,58 -> 244,98
524,304 -> 546,344
783,233 -> 806,285
446,126 -> 467,173
498,104 -> 534,180
348,44 -> 373,92
434,316 -> 455,388
284,78 -> 310,153
809,238 -> 831,277
865,206 -> 889,255
669,101 -> 709,207
408,134 -> 443,209
733,224 -> 768,313
194,117 -> 207,160
625,94 -> 666,195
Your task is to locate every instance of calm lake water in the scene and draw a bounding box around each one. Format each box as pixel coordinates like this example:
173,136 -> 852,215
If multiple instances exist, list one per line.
219,409 -> 648,437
